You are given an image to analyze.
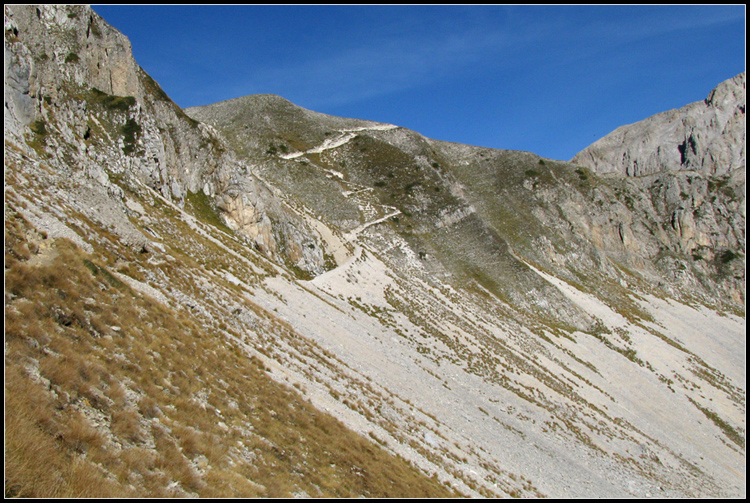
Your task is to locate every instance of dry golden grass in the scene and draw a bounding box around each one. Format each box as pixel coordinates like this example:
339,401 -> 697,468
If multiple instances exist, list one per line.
4,366 -> 121,498
4,208 -> 459,498
111,408 -> 145,443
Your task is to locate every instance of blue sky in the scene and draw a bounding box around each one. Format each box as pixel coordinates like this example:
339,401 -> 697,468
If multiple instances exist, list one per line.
91,5 -> 745,161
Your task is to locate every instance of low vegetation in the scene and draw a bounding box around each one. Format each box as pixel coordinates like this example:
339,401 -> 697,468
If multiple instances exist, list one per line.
121,118 -> 142,155
687,398 -> 745,450
184,190 -> 234,235
4,208 -> 460,498
89,88 -> 136,112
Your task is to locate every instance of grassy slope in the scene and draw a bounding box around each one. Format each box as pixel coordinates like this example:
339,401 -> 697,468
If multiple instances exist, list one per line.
4,206 -> 459,498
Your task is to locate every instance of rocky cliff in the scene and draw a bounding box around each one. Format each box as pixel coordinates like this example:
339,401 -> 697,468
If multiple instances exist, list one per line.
5,4 -> 746,499
572,73 -> 745,177
4,4 -> 328,275
572,73 -> 745,306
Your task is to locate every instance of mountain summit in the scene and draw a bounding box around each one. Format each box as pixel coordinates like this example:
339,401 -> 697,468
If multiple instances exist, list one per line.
573,72 -> 745,177
5,4 -> 745,498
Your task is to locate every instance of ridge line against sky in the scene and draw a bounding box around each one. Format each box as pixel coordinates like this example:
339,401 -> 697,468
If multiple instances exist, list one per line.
91,4 -> 745,161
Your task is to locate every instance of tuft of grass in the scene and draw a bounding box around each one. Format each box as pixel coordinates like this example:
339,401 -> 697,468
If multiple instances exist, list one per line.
4,366 -> 122,498
29,120 -> 48,136
111,408 -> 145,443
688,398 -> 745,450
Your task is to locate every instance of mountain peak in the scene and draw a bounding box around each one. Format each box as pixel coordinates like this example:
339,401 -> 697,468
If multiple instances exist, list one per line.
572,72 -> 746,177
705,71 -> 746,108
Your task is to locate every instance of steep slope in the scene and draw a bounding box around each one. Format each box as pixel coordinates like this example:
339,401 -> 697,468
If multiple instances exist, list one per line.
4,220 -> 459,498
6,4 -> 745,499
572,73 -> 745,306
187,79 -> 746,497
4,5 -> 331,277
3,5 -> 457,497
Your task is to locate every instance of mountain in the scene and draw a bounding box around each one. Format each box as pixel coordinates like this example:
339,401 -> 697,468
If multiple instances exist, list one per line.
572,73 -> 745,178
5,4 -> 745,498
572,73 -> 746,307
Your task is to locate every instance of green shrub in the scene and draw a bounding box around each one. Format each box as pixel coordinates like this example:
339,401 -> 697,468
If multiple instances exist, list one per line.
719,249 -> 737,264
29,120 -> 47,136
404,181 -> 421,192
121,118 -> 142,155
90,88 -> 136,112
88,18 -> 102,38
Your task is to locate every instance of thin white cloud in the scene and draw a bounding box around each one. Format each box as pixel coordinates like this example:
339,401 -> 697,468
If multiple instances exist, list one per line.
229,17 -> 531,108
581,6 -> 743,46
213,5 -> 743,110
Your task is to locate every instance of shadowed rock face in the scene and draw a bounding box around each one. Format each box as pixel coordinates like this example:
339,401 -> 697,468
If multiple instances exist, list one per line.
5,4 -> 746,499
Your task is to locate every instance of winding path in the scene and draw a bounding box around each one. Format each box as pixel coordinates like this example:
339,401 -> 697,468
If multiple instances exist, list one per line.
278,124 -> 399,160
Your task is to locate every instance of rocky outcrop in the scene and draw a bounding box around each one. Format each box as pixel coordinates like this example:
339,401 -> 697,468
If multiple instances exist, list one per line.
570,73 -> 745,306
4,4 -> 327,275
4,5 -> 142,138
572,73 -> 745,177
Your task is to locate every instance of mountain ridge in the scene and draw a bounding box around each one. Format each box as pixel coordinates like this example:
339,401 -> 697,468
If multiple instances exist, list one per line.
572,72 -> 745,177
5,4 -> 745,499
188,74 -> 745,311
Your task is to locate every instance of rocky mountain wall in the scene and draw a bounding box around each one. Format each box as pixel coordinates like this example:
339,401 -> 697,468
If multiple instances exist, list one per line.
572,72 -> 745,177
571,73 -> 745,305
4,4 -> 327,275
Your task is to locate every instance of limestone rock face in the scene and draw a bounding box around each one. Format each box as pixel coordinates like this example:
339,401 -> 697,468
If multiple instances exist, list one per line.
4,4 -> 327,275
572,73 -> 745,177
571,73 -> 745,306
4,4 -> 141,122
